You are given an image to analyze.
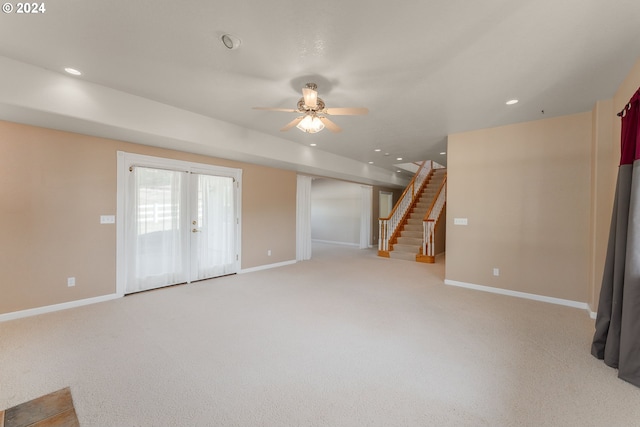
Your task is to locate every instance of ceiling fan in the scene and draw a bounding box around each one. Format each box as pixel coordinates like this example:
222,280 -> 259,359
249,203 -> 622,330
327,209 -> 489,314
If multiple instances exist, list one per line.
253,83 -> 368,134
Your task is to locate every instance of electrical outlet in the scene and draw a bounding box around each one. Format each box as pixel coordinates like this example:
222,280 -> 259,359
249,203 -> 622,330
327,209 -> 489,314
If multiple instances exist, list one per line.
67,277 -> 76,287
267,250 -> 272,256
493,268 -> 500,277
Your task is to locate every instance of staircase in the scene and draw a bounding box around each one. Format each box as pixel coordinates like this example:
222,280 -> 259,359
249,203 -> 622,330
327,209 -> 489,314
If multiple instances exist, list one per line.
390,169 -> 446,261
378,161 -> 447,263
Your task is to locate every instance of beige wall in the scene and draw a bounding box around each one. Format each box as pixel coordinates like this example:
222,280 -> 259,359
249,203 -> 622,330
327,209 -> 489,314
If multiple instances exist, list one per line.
311,179 -> 362,245
310,179 -> 401,246
446,112 -> 592,302
0,120 -> 296,314
439,59 -> 640,308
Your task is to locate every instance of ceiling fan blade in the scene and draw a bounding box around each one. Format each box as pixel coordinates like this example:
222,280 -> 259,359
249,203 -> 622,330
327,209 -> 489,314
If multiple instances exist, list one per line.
324,107 -> 369,116
318,116 -> 342,133
302,87 -> 318,109
280,116 -> 304,131
253,107 -> 297,113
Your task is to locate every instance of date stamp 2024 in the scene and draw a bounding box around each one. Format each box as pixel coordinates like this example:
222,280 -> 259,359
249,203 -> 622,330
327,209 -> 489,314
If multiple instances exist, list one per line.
3,2 -> 46,14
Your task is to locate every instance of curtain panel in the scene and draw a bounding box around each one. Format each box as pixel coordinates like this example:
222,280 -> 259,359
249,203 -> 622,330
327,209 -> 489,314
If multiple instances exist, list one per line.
296,175 -> 313,261
359,185 -> 372,249
592,88 -> 640,387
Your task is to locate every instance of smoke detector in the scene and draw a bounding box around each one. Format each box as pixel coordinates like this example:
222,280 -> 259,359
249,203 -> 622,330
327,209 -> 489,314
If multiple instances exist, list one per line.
220,33 -> 241,50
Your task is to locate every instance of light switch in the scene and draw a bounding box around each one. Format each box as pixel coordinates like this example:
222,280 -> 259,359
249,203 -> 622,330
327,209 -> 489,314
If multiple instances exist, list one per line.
454,218 -> 468,225
100,215 -> 116,224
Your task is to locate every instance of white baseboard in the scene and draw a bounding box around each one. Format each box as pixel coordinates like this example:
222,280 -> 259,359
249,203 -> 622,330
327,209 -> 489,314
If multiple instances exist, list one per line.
0,293 -> 121,323
239,260 -> 297,274
444,279 -> 594,317
312,239 -> 359,247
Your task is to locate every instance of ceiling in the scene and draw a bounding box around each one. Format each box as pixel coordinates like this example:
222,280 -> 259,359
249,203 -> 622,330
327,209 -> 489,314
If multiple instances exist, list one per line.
1,0 -> 639,183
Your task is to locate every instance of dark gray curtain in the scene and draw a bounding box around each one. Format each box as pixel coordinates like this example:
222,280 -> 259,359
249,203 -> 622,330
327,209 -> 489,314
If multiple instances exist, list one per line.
592,88 -> 640,387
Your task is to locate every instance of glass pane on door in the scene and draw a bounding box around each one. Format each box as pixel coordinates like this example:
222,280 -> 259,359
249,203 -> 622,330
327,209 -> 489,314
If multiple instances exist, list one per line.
126,167 -> 188,293
191,174 -> 236,281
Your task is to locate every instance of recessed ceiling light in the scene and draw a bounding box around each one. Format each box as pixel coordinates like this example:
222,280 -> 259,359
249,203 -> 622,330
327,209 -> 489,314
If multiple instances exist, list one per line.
221,33 -> 241,50
384,153 -> 390,156
368,161 -> 374,164
506,99 -> 519,105
64,67 -> 82,76
374,149 -> 381,152
440,152 -> 447,155
310,143 -> 317,147
396,157 -> 403,161
396,170 -> 402,173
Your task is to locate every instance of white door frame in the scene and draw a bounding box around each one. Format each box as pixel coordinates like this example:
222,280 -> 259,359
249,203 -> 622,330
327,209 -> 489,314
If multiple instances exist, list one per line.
116,151 -> 242,296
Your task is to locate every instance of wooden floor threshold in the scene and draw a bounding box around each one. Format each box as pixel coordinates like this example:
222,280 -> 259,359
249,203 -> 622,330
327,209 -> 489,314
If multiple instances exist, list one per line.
2,387 -> 79,427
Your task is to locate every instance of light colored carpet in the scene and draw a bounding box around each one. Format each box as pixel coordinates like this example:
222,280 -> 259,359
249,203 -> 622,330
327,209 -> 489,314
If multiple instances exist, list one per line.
1,242 -> 639,426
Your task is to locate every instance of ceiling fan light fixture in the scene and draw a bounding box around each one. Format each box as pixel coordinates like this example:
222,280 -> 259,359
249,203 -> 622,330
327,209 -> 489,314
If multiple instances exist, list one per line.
302,86 -> 318,109
256,82 -> 366,133
296,114 -> 325,133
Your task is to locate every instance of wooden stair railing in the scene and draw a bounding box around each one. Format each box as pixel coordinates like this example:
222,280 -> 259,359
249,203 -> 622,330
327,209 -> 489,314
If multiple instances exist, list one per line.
378,160 -> 441,257
417,175 -> 447,263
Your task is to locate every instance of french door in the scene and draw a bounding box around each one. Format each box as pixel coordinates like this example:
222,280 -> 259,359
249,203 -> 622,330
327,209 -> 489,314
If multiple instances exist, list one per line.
189,173 -> 236,282
118,153 -> 241,295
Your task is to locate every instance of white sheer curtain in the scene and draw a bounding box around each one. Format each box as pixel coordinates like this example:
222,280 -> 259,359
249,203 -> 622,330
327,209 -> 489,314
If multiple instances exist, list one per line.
194,174 -> 235,280
296,175 -> 313,261
126,167 -> 187,294
360,185 -> 373,249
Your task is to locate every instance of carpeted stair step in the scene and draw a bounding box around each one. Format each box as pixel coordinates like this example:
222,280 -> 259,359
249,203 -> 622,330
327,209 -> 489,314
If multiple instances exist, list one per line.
392,243 -> 420,253
397,236 -> 422,246
401,230 -> 422,238
409,211 -> 428,219
406,218 -> 425,225
388,251 -> 417,262
404,224 -> 422,232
